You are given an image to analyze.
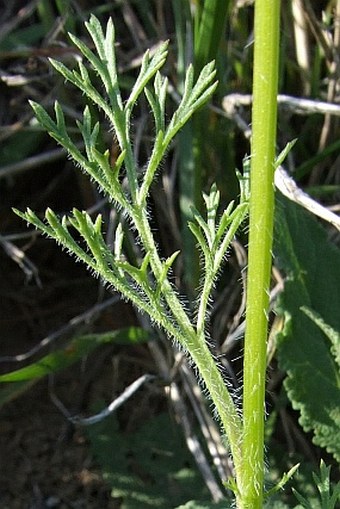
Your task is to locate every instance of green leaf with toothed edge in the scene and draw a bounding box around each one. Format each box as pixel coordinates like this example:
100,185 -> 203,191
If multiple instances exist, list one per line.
274,195 -> 340,462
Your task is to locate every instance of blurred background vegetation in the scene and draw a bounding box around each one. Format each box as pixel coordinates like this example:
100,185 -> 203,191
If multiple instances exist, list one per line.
0,1 -> 339,508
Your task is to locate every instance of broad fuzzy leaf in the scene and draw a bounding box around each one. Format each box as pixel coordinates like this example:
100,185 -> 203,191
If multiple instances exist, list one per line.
274,195 -> 340,461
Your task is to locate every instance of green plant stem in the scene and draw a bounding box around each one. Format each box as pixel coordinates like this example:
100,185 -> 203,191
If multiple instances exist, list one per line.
134,206 -> 244,478
241,1 -> 281,508
189,337 -> 243,481
16,15 -> 249,504
173,0 -> 231,296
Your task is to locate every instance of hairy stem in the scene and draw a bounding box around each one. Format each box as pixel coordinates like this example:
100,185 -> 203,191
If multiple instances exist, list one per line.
135,206 -> 243,479
241,1 -> 281,507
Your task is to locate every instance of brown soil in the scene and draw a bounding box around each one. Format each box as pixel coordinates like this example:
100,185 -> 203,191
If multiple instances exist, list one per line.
0,238 -> 140,508
0,379 -> 116,509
